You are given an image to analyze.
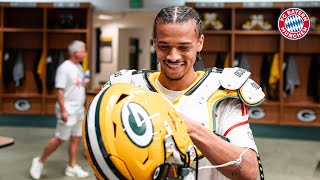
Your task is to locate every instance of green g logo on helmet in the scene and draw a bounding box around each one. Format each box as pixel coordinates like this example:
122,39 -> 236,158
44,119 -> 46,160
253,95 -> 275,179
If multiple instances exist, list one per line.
121,102 -> 154,147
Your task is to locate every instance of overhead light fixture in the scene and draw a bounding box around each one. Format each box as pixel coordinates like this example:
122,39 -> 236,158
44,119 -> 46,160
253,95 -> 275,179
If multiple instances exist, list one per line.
98,14 -> 114,20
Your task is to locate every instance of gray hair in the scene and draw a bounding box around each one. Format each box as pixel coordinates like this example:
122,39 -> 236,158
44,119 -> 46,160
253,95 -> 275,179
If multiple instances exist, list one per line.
152,6 -> 202,39
68,40 -> 86,55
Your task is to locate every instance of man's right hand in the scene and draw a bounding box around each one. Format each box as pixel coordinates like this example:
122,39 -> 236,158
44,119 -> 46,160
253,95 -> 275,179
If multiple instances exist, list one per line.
61,111 -> 68,123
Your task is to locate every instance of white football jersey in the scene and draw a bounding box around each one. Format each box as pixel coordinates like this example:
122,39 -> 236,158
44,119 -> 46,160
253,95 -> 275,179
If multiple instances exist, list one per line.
104,67 -> 264,180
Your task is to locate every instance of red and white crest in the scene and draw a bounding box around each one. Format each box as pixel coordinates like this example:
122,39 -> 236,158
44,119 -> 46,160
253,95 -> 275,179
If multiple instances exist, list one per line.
278,8 -> 310,40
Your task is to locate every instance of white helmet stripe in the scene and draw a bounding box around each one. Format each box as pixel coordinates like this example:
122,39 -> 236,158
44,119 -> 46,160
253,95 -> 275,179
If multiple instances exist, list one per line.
86,89 -> 120,180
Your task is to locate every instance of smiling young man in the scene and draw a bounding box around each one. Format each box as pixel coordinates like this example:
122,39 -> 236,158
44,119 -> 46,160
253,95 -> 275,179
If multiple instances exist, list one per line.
155,19 -> 202,91
99,6 -> 264,180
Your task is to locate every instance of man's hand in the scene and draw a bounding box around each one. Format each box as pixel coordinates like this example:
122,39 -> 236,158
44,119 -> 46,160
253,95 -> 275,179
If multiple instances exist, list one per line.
178,112 -> 204,134
178,113 -> 259,180
61,110 -> 68,123
84,78 -> 90,88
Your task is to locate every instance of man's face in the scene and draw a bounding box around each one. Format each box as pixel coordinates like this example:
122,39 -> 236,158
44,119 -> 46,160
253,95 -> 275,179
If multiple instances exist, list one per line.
154,20 -> 204,81
75,47 -> 87,62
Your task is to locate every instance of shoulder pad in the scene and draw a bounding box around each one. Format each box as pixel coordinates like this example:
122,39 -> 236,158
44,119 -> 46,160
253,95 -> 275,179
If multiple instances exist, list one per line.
109,69 -> 136,84
220,67 -> 251,90
101,69 -> 136,91
238,78 -> 265,106
209,67 -> 223,73
102,69 -> 153,91
132,69 -> 156,75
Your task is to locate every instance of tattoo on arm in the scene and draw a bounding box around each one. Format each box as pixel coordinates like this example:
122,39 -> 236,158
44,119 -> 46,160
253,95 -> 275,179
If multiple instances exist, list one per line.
232,159 -> 244,176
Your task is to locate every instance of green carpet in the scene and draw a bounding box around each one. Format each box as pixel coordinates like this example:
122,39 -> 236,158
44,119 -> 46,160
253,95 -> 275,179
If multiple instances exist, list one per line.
0,115 -> 56,128
0,115 -> 319,140
251,124 -> 320,141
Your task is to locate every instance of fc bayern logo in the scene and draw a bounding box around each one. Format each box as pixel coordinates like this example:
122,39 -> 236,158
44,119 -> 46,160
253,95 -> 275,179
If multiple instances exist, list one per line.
278,8 -> 310,40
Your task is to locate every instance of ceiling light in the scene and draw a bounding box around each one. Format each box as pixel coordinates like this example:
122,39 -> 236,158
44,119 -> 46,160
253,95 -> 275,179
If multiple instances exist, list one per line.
98,14 -> 114,20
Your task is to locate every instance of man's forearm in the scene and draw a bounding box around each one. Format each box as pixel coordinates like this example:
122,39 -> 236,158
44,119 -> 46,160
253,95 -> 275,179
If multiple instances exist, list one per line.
56,88 -> 66,112
187,123 -> 258,180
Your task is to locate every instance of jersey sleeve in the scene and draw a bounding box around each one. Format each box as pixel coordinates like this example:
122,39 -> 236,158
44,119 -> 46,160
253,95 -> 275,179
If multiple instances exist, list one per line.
216,98 -> 258,152
55,64 -> 67,89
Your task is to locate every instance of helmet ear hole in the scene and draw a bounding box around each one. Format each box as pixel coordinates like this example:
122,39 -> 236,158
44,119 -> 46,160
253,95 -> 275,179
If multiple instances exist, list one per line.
143,156 -> 149,165
117,94 -> 129,104
113,122 -> 117,138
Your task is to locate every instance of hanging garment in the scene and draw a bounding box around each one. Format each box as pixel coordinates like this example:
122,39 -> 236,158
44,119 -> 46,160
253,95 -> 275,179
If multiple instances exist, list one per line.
283,54 -> 288,95
2,49 -> 15,88
96,27 -> 101,73
268,53 -> 280,100
37,50 -> 46,77
284,55 -> 300,95
307,54 -> 320,102
33,50 -> 43,93
215,52 -> 224,68
260,53 -> 272,100
82,53 -> 89,72
233,53 -> 241,67
46,52 -> 56,93
224,53 -> 231,67
269,53 -> 280,89
13,51 -> 24,87
0,49 -> 2,80
58,51 -> 65,65
238,54 -> 251,71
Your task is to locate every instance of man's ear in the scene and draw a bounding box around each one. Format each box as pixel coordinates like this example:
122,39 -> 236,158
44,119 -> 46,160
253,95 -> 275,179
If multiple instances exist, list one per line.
153,39 -> 156,49
197,34 -> 204,52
